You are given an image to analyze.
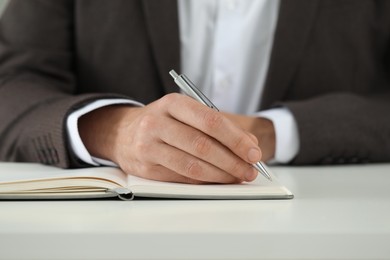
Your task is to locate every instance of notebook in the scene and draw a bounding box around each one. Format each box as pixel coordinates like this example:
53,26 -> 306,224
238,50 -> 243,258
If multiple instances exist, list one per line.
0,162 -> 293,200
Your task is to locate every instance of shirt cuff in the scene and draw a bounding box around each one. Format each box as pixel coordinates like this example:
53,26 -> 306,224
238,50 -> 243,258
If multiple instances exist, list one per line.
256,107 -> 300,163
66,99 -> 144,166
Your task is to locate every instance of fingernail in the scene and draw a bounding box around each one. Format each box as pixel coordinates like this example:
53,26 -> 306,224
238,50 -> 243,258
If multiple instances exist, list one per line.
245,168 -> 258,181
248,148 -> 261,163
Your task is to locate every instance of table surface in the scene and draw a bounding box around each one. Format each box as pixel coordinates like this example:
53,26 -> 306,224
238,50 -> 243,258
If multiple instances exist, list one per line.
0,163 -> 389,260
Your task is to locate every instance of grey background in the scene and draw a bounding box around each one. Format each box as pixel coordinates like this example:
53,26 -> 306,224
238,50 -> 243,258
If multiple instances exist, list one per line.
0,0 -> 7,15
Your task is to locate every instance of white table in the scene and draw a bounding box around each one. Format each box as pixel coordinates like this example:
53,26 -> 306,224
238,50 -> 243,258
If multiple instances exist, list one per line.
0,164 -> 389,259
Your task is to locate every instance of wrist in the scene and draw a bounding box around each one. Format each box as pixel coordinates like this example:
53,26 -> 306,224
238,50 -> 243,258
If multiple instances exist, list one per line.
252,117 -> 276,161
78,105 -> 140,163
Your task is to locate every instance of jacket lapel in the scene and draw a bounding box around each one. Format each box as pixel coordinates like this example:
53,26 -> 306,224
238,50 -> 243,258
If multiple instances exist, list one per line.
142,0 -> 180,94
142,0 -> 320,104
261,0 -> 320,109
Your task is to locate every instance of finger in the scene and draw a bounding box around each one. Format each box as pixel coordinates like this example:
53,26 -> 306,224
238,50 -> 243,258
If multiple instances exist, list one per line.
147,141 -> 241,183
246,132 -> 259,145
159,117 -> 258,182
165,94 -> 262,164
128,164 -> 207,184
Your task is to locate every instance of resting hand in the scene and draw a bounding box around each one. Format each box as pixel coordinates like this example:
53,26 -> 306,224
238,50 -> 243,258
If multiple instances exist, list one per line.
78,93 -> 262,184
221,112 -> 276,162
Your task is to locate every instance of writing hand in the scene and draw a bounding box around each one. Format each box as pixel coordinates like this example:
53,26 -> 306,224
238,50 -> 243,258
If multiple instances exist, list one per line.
79,94 -> 262,184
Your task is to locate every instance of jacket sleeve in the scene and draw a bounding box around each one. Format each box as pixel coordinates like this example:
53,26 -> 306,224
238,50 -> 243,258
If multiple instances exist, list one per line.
283,91 -> 390,165
0,0 -> 125,168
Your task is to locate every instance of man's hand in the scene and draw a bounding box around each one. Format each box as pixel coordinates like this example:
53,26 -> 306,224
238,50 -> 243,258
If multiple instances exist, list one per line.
78,94 -> 262,184
221,112 -> 276,162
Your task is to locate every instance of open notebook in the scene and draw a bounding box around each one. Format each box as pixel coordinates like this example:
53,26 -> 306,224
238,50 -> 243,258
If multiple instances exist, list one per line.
0,163 -> 293,200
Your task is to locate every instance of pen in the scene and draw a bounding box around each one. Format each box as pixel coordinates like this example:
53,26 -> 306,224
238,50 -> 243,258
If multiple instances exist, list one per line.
169,69 -> 272,182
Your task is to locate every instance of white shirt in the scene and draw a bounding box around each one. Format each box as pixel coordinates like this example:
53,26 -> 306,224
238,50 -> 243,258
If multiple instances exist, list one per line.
67,0 -> 299,165
179,0 -> 277,113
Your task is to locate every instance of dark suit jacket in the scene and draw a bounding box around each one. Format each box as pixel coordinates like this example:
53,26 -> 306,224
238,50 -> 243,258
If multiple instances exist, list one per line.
0,0 -> 389,167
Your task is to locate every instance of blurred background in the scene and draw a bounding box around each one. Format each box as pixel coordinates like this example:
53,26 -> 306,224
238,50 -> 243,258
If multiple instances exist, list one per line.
0,0 -> 7,15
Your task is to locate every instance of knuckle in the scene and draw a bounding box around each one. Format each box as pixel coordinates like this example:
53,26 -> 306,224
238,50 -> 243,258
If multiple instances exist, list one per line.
232,134 -> 247,150
185,160 -> 203,180
202,110 -> 223,131
160,93 -> 181,105
193,135 -> 212,156
134,141 -> 151,155
138,114 -> 157,131
157,93 -> 183,113
247,132 -> 259,145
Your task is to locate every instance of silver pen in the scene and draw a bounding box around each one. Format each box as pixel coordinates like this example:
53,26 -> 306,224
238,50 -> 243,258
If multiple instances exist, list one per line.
169,70 -> 272,181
